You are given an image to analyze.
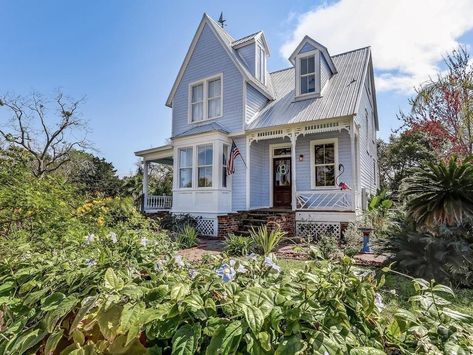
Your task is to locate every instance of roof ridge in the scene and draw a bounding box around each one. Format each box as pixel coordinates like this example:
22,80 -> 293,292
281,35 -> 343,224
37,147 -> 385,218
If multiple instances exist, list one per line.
331,46 -> 371,58
269,67 -> 294,75
232,31 -> 262,43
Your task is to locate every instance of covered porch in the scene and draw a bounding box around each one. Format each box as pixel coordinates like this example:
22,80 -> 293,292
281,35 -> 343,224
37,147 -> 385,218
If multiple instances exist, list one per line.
245,117 -> 359,212
134,145 -> 174,213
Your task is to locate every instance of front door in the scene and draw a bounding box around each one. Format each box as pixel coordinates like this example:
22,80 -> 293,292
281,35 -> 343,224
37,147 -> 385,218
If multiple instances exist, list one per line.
273,157 -> 292,208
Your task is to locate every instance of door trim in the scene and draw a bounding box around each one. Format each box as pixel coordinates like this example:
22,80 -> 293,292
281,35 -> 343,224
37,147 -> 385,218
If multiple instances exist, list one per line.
269,143 -> 292,208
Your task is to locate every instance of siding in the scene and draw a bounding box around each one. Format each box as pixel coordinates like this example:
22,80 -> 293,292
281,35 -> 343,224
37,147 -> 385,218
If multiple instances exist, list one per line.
231,136 -> 247,211
237,44 -> 255,76
320,56 -> 331,92
172,24 -> 244,137
357,74 -> 378,195
246,83 -> 268,122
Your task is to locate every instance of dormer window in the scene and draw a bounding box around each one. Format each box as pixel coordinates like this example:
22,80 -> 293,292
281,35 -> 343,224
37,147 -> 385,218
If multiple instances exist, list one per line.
189,74 -> 223,123
256,45 -> 266,84
300,56 -> 315,94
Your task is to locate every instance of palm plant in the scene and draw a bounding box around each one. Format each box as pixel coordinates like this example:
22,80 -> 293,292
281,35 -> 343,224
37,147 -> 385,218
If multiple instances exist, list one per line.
250,223 -> 285,256
400,156 -> 473,227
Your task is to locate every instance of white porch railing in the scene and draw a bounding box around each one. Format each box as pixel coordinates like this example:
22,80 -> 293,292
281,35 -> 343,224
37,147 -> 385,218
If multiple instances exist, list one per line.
296,190 -> 354,211
145,195 -> 172,210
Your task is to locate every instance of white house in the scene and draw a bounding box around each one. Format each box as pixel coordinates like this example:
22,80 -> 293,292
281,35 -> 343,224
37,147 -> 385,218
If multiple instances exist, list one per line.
135,13 -> 379,238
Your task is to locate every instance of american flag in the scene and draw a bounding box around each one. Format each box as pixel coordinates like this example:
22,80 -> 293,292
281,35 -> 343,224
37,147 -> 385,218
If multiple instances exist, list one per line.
227,141 -> 242,175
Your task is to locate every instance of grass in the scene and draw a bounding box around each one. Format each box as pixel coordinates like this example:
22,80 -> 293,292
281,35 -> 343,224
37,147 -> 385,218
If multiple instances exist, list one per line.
277,257 -> 473,316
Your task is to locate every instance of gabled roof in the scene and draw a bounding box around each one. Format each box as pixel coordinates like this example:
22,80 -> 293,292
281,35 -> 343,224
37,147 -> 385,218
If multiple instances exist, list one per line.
248,47 -> 371,130
166,14 -> 274,108
232,31 -> 271,56
172,122 -> 229,139
289,35 -> 337,75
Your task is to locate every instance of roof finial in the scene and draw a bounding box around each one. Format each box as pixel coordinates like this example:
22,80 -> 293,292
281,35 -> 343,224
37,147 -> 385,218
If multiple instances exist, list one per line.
218,12 -> 226,28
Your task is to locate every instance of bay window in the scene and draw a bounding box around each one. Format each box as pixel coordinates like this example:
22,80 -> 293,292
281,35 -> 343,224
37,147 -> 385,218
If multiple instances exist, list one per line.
197,144 -> 213,187
311,139 -> 338,188
189,74 -> 223,122
179,147 -> 193,188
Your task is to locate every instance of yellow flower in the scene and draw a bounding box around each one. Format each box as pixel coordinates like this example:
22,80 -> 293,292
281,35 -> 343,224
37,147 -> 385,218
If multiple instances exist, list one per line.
97,216 -> 105,227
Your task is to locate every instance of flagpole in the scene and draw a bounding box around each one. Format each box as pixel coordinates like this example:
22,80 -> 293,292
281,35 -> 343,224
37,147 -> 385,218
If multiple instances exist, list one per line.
232,140 -> 247,168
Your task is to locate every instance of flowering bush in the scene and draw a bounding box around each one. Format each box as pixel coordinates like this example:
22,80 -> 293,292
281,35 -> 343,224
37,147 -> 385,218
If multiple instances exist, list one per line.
1,235 -> 472,354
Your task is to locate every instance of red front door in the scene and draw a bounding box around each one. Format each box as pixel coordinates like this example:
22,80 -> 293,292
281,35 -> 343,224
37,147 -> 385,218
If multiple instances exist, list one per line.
273,158 -> 292,208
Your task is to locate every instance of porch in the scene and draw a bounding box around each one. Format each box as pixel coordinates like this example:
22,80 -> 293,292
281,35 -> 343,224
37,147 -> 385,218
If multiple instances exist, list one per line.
134,145 -> 174,213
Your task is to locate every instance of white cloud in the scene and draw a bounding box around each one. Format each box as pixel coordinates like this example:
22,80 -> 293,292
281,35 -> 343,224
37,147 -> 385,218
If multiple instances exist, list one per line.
280,0 -> 473,93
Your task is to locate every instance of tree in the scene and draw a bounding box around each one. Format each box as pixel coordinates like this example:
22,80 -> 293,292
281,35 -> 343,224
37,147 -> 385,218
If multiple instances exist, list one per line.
398,47 -> 473,159
0,91 -> 90,177
377,131 -> 436,193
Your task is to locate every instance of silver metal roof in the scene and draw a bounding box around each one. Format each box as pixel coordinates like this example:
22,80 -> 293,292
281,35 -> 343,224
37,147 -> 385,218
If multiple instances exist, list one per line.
248,47 -> 371,130
232,31 -> 262,47
173,122 -> 229,138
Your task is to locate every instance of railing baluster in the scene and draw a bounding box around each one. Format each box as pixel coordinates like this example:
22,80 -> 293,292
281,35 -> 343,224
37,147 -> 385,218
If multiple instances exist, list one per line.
295,190 -> 353,211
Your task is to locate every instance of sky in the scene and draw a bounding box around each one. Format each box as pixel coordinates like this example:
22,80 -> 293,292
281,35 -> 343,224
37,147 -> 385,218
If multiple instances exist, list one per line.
2,0 -> 473,176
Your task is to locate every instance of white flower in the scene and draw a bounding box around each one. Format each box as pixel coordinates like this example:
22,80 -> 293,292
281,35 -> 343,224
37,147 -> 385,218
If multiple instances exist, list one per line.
247,253 -> 257,261
175,255 -> 185,267
374,293 -> 385,311
229,259 -> 236,267
85,259 -> 96,267
236,264 -> 247,273
108,232 -> 118,243
140,237 -> 149,247
84,234 -> 95,244
188,269 -> 198,279
154,260 -> 164,272
264,256 -> 281,273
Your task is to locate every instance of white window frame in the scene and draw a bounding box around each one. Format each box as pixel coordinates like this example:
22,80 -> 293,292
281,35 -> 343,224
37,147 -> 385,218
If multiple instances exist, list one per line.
188,73 -> 223,123
178,147 -> 193,189
295,50 -> 320,100
197,144 -> 213,188
310,138 -> 339,189
256,45 -> 266,84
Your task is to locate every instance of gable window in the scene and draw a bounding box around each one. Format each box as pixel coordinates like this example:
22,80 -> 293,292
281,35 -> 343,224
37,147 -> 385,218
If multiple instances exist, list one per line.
189,74 -> 223,123
179,147 -> 193,188
300,55 -> 316,95
311,139 -> 338,188
256,45 -> 266,84
197,144 -> 213,187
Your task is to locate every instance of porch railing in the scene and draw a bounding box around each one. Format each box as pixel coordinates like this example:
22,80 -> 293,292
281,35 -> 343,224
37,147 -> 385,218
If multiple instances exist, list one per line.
145,195 -> 172,210
296,190 -> 354,211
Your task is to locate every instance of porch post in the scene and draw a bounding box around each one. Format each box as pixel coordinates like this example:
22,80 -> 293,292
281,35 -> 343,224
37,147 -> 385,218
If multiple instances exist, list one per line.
143,160 -> 149,211
245,137 -> 251,210
291,131 -> 297,211
350,122 -> 357,210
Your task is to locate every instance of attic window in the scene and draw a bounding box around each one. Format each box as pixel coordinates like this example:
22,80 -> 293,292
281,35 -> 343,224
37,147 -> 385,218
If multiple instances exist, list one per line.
300,56 -> 315,94
256,45 -> 266,84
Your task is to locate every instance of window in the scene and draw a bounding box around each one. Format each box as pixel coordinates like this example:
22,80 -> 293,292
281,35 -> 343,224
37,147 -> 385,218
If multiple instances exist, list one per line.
179,147 -> 193,188
189,75 -> 223,122
273,147 -> 291,157
207,78 -> 221,119
312,140 -> 337,187
222,144 -> 229,188
197,144 -> 213,187
256,45 -> 266,84
300,56 -> 316,95
191,84 -> 204,122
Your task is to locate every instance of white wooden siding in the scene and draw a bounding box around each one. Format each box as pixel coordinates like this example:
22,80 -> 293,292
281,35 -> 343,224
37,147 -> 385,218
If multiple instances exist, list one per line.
246,83 -> 268,123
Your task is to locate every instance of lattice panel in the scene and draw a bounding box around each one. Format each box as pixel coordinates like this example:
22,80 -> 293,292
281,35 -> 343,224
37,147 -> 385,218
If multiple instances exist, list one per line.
296,222 -> 341,239
196,218 -> 217,237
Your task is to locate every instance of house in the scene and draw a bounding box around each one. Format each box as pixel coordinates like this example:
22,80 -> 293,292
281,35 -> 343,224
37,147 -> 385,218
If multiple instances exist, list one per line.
135,13 -> 379,238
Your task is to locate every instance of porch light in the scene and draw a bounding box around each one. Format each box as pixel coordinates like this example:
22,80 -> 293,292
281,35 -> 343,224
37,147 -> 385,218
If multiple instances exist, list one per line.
299,154 -> 304,161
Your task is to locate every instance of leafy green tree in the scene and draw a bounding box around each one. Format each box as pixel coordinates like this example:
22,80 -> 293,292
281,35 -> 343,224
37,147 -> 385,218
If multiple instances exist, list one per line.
377,131 -> 436,193
401,156 -> 473,228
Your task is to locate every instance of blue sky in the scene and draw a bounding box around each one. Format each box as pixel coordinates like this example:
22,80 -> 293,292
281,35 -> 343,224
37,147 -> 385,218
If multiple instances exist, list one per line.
2,0 -> 473,175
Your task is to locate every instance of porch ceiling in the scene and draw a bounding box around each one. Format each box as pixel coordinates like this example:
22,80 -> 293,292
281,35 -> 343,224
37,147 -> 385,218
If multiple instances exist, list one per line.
134,144 -> 173,164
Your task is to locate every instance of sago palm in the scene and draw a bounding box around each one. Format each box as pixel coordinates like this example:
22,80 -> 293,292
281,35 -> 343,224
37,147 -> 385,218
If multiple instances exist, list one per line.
401,156 -> 473,227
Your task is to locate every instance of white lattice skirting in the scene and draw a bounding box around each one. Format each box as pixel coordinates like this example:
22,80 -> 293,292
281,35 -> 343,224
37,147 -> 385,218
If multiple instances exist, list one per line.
196,218 -> 217,237
296,222 -> 341,239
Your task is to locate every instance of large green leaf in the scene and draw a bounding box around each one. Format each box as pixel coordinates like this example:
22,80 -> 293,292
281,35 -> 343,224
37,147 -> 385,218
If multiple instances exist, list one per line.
242,304 -> 265,333
70,296 -> 97,334
274,336 -> 306,355
170,283 -> 190,301
206,320 -> 244,355
350,347 -> 386,355
44,295 -> 79,332
41,292 -> 66,311
44,330 -> 64,354
10,328 -> 48,354
120,302 -> 145,346
104,268 -> 124,291
172,324 -> 201,355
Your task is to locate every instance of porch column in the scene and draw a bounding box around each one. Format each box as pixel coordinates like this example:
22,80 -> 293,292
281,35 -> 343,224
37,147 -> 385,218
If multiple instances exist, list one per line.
291,132 -> 297,211
245,137 -> 251,210
143,160 -> 149,210
350,122 -> 357,210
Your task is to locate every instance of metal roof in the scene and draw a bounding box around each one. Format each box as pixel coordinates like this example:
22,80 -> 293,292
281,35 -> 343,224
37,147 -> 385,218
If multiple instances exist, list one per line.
248,47 -> 371,130
173,122 -> 229,138
232,31 -> 262,47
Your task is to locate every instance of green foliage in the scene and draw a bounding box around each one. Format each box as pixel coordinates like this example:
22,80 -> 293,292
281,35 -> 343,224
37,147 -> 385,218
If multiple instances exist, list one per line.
160,213 -> 197,232
224,234 -> 254,256
250,224 -> 285,256
308,233 -> 341,260
175,224 -> 198,249
401,156 -> 473,227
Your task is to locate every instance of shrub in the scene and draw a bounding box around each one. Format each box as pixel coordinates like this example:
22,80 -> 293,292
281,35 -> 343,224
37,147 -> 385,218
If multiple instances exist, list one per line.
175,224 -> 198,249
309,233 -> 342,260
224,234 -> 254,256
160,213 -> 197,232
250,224 -> 285,256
